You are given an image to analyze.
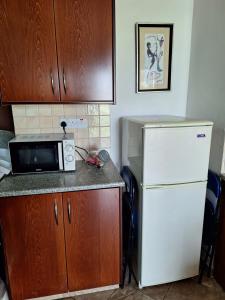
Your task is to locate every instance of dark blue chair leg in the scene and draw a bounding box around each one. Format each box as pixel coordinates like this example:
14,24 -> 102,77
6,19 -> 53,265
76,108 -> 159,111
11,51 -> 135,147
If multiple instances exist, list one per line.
199,244 -> 211,283
128,268 -> 132,284
207,244 -> 216,278
128,264 -> 138,286
120,259 -> 127,289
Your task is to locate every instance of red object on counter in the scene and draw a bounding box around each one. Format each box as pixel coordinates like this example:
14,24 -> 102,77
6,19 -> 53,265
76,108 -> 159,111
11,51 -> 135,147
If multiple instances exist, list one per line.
86,156 -> 103,168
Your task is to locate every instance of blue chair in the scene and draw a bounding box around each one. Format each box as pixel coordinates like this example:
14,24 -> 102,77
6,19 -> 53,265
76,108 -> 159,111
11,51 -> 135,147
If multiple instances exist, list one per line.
199,170 -> 222,283
120,166 -> 138,288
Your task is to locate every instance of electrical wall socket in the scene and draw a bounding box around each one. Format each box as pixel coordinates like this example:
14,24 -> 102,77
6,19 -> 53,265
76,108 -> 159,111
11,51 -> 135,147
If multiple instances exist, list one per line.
60,118 -> 88,129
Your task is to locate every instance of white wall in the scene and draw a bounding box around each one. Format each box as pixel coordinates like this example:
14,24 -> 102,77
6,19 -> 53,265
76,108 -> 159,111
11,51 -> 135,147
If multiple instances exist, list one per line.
186,0 -> 225,128
111,0 -> 194,167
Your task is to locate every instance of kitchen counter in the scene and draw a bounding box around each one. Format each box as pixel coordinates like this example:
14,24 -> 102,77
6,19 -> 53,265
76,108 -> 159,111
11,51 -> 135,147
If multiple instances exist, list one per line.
0,159 -> 124,197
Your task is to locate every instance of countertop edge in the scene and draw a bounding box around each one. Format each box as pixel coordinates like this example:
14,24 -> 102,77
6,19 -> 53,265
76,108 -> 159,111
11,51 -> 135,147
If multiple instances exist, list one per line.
0,182 -> 125,198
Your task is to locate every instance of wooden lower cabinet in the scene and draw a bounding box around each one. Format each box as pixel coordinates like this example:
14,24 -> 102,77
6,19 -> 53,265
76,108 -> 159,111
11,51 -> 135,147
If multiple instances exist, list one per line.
63,189 -> 120,291
0,188 -> 120,300
0,193 -> 67,300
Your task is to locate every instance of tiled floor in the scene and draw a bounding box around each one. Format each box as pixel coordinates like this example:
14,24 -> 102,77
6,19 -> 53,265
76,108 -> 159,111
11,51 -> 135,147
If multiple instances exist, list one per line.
71,276 -> 225,300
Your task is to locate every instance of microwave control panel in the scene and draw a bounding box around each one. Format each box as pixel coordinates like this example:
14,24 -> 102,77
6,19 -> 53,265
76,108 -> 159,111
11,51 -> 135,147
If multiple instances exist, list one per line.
62,139 -> 76,171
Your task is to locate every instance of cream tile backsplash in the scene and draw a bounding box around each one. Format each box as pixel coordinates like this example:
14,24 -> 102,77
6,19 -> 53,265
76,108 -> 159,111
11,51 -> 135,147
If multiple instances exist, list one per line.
12,104 -> 111,160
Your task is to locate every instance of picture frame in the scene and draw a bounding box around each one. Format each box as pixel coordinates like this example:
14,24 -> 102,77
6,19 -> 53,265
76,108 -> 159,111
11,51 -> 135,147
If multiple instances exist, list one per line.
136,23 -> 173,92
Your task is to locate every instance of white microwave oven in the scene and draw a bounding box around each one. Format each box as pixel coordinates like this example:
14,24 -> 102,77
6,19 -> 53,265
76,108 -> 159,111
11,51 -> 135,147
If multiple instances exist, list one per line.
9,133 -> 76,174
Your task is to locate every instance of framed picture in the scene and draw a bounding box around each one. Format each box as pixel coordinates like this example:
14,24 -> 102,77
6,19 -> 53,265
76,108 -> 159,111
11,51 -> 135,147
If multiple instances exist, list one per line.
136,23 -> 173,92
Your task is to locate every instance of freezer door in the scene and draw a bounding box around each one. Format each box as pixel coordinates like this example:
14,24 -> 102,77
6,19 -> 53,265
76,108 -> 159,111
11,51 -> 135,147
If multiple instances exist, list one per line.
143,126 -> 212,185
140,182 -> 206,287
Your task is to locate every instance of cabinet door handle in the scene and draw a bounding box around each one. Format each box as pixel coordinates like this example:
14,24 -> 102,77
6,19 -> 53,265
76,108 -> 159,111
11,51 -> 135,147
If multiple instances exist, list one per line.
54,201 -> 59,225
67,200 -> 71,224
50,71 -> 55,95
63,68 -> 67,94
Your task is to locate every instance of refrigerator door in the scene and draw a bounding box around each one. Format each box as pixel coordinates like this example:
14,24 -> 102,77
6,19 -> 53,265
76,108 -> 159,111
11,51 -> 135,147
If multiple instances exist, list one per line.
143,126 -> 212,185
140,181 -> 206,287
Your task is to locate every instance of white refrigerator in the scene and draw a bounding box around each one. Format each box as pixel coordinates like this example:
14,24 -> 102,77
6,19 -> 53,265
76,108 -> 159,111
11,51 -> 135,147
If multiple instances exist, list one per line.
122,116 -> 213,288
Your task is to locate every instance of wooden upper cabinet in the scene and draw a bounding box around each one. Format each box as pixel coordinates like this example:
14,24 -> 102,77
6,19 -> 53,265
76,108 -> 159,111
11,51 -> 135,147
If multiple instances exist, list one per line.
0,193 -> 67,300
0,0 -> 60,103
63,189 -> 120,291
54,0 -> 114,103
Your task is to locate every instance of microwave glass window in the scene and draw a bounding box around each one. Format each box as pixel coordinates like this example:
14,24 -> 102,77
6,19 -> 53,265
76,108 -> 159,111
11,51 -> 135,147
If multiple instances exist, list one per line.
10,142 -> 60,173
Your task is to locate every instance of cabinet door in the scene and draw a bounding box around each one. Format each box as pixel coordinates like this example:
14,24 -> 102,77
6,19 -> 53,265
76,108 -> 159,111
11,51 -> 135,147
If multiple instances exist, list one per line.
0,1 -> 60,103
63,189 -> 120,291
54,0 -> 114,103
0,193 -> 67,300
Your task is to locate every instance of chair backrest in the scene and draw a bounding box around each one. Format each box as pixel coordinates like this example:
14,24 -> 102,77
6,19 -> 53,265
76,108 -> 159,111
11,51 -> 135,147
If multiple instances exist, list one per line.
121,166 -> 139,245
120,166 -> 138,206
206,170 -> 221,213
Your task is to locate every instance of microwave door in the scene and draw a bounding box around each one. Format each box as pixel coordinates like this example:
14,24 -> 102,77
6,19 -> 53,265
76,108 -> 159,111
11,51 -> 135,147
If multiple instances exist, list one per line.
10,142 -> 60,174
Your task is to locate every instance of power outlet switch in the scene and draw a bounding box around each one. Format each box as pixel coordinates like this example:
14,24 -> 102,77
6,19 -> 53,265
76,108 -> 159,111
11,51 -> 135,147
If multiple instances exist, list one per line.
60,118 -> 88,129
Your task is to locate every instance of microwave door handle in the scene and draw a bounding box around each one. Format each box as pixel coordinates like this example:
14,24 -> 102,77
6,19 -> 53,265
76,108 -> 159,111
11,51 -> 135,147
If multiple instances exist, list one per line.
58,143 -> 63,170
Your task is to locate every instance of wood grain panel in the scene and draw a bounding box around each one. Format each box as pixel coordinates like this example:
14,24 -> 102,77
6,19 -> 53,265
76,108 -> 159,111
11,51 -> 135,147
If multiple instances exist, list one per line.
63,188 -> 120,291
0,0 -> 60,103
54,0 -> 114,103
0,193 -> 67,300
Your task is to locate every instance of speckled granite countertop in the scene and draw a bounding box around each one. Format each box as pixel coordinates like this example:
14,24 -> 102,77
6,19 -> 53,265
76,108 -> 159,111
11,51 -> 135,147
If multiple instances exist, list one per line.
0,160 -> 124,198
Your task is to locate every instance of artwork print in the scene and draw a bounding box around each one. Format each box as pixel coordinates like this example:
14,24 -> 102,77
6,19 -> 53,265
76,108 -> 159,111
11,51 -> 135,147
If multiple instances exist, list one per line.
145,34 -> 165,86
136,24 -> 173,92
